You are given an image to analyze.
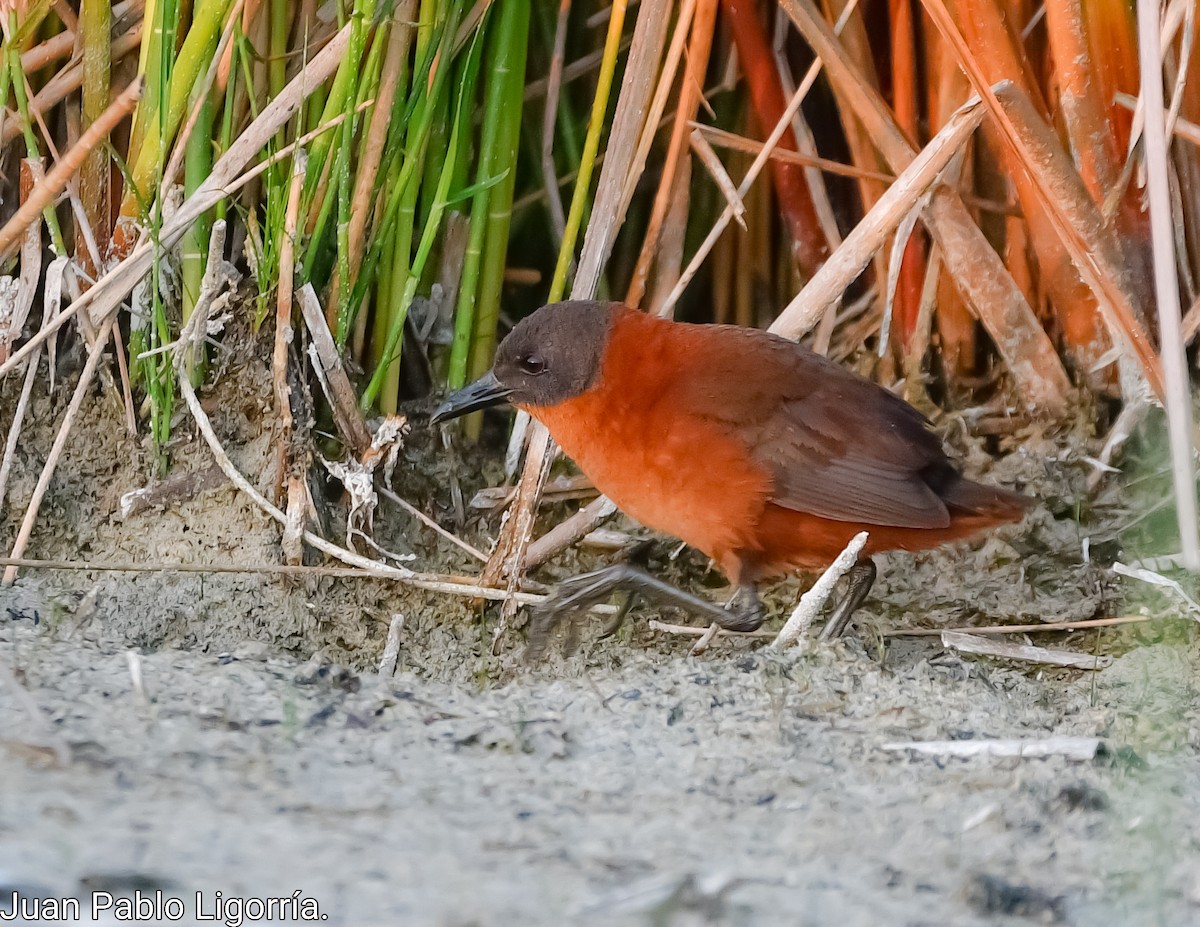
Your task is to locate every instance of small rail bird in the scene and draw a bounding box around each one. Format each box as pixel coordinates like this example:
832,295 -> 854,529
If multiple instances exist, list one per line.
432,300 -> 1030,653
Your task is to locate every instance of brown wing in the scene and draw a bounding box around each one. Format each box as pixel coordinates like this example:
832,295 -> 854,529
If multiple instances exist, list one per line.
661,325 -> 952,529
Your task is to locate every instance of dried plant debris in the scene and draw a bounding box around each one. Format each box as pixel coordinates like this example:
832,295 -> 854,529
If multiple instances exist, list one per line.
319,415 -> 410,559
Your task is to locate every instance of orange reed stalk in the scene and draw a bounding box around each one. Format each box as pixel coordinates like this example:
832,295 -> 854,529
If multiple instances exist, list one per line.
720,0 -> 830,278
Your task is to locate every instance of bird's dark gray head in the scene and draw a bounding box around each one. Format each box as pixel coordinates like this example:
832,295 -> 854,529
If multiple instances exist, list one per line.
431,301 -> 619,423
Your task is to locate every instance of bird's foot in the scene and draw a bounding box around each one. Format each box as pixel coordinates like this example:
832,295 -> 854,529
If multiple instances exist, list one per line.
721,585 -> 766,632
526,564 -> 760,660
818,559 -> 877,640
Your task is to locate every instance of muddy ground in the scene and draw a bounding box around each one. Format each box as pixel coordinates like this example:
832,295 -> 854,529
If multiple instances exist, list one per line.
2,355 -> 1200,925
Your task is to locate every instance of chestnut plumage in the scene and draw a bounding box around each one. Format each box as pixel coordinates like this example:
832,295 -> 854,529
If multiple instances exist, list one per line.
434,300 -> 1030,650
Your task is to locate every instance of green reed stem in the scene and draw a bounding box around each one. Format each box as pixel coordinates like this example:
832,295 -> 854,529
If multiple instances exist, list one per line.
446,0 -> 529,391
361,22 -> 484,412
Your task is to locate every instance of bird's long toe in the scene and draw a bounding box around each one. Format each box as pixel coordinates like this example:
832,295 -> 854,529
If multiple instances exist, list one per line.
526,568 -> 626,660
545,572 -> 616,614
717,585 -> 765,633
717,611 -> 764,633
524,609 -> 559,662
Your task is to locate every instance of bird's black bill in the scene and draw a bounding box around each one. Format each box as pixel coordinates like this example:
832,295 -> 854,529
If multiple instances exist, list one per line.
430,370 -> 513,424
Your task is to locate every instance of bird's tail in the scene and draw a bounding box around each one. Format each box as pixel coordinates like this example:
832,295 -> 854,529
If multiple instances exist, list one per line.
940,475 -> 1032,523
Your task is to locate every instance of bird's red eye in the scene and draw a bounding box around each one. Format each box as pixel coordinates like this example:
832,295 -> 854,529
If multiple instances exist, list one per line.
519,354 -> 546,375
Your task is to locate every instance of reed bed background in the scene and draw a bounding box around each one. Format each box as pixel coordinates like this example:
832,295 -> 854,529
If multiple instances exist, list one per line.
0,0 -> 1198,611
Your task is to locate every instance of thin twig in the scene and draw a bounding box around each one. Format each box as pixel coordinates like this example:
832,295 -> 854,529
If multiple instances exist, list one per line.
688,621 -> 723,655
648,619 -> 775,639
941,631 -> 1112,669
691,122 -> 894,181
1087,398 -> 1152,490
0,162 -> 50,510
772,6 -> 843,258
524,495 -> 619,569
541,0 -> 572,244
881,738 -> 1103,760
689,128 -> 746,228
378,614 -> 405,677
614,0 -> 697,241
524,36 -> 636,102
0,555 -> 534,588
1115,92 -> 1200,148
772,531 -> 868,649
881,615 -> 1153,636
651,613 -> 1157,642
378,487 -> 488,562
0,340 -> 39,513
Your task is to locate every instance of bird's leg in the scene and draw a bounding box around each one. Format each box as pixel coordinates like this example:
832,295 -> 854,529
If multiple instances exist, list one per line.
598,592 -> 638,639
597,537 -> 675,639
527,564 -> 759,660
818,559 -> 877,640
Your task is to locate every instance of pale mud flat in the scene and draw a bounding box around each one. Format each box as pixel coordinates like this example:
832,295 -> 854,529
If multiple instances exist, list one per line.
1,595 -> 1199,927
2,372 -> 1200,925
